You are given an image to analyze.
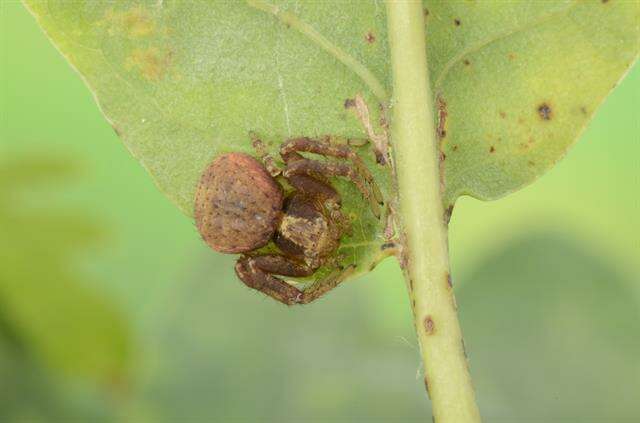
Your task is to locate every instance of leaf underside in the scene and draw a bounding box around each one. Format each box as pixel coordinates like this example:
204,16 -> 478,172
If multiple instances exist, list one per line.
24,0 -> 640,279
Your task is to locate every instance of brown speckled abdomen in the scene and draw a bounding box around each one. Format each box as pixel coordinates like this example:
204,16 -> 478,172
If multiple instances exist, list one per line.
194,152 -> 283,253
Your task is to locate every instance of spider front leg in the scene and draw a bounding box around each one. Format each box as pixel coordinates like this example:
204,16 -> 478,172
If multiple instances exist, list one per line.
235,254 -> 314,305
250,132 -> 282,177
235,254 -> 353,305
280,137 -> 384,218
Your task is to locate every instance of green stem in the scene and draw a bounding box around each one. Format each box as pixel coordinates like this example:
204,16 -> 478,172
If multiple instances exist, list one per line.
385,2 -> 481,422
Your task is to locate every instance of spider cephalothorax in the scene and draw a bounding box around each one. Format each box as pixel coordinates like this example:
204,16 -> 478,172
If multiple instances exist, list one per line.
194,135 -> 382,305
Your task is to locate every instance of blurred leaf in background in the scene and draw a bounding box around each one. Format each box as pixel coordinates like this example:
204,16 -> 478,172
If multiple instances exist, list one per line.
140,253 -> 428,422
459,232 -> 640,421
0,156 -> 132,421
136,231 -> 639,421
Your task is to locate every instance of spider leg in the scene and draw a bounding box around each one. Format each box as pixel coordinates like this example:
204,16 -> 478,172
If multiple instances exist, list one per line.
250,132 -> 282,177
235,254 -> 354,305
235,254 -> 315,305
284,158 -> 381,218
299,263 -> 356,304
285,174 -> 352,236
280,137 -> 384,208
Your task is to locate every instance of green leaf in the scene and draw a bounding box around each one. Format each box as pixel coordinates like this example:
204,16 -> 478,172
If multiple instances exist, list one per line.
23,0 -> 639,276
0,156 -> 131,386
426,0 -> 640,207
24,0 -> 395,278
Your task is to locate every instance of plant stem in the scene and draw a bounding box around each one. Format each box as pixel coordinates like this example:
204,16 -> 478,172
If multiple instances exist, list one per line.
385,2 -> 481,422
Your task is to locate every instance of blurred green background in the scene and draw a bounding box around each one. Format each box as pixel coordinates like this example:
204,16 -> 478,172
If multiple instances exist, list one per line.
1,3 -> 639,422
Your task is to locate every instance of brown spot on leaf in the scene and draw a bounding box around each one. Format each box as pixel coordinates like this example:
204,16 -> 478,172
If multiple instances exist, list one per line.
424,8 -> 430,18
423,316 -> 435,335
381,242 -> 396,251
126,47 -> 172,81
580,106 -> 588,115
446,273 -> 453,289
489,146 -> 496,153
499,111 -> 506,118
344,98 -> 355,109
424,376 -> 430,396
538,103 -> 553,120
365,31 -> 376,44
463,59 -> 471,66
508,52 -> 517,61
102,6 -> 159,38
452,145 -> 458,152
454,18 -> 461,26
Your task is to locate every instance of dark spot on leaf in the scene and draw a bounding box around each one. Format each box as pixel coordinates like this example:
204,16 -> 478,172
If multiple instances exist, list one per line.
602,0 -> 610,3
412,298 -> 416,308
446,273 -> 453,289
508,52 -> 517,61
538,103 -> 553,120
365,31 -> 376,44
424,376 -> 430,396
581,106 -> 588,115
461,339 -> 468,359
463,59 -> 471,66
344,98 -> 355,109
454,18 -> 461,26
424,315 -> 435,335
489,146 -> 496,153
452,145 -> 458,152
499,111 -> 506,118
424,8 -> 430,18
381,242 -> 396,251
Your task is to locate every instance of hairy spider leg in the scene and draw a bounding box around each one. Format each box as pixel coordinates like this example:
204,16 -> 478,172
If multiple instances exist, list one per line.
250,132 -> 282,177
286,174 -> 352,236
300,263 -> 356,304
284,158 -> 381,218
235,254 -> 314,305
280,137 -> 384,208
235,254 -> 355,305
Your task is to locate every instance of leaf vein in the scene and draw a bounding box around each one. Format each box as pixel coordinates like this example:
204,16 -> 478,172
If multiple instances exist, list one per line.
246,0 -> 388,101
433,0 -> 579,91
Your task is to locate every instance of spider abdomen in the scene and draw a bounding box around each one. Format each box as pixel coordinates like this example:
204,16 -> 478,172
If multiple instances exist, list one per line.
194,152 -> 283,254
